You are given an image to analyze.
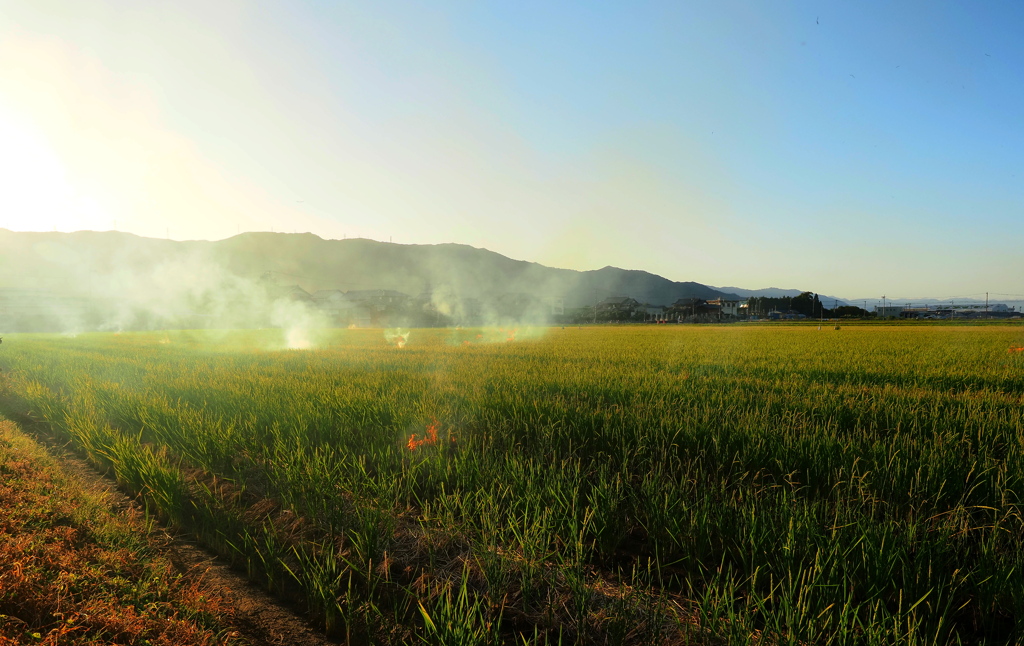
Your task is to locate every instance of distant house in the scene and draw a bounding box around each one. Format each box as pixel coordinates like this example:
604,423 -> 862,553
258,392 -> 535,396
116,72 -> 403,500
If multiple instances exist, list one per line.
667,298 -> 751,322
596,296 -> 641,313
874,305 -> 905,318
311,289 -> 346,305
268,284 -> 314,304
640,304 -> 667,322
312,290 -> 362,323
345,289 -> 410,310
343,289 -> 411,326
542,296 -> 565,317
667,298 -> 706,317
411,290 -> 455,326
707,298 -> 745,318
593,296 -> 642,321
768,310 -> 804,320
670,297 -> 698,309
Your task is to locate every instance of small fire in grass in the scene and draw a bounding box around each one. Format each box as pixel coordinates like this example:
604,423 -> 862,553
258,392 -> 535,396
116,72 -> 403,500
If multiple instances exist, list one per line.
407,418 -> 454,451
499,327 -> 518,342
407,420 -> 436,450
384,328 -> 411,348
1009,346 -> 1024,354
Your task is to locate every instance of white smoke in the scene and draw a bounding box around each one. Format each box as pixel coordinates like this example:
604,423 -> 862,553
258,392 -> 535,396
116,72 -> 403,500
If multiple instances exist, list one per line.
384,328 -> 410,348
0,234 -> 335,350
271,298 -> 327,350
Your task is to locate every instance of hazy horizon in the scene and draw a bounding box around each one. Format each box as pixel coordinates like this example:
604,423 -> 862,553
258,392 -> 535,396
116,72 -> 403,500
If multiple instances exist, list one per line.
4,226 -> 1021,308
2,1 -> 1022,298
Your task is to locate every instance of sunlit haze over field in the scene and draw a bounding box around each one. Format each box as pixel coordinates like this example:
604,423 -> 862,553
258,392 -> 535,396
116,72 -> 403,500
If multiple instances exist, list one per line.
2,6 -> 1024,640
1,1 -> 1022,299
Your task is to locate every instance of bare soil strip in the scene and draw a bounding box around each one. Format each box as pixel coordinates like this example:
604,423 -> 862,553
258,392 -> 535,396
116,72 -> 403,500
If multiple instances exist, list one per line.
3,415 -> 338,646
165,541 -> 337,646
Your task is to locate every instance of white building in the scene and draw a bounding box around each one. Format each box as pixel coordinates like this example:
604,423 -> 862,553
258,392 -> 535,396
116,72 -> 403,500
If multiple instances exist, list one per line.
707,298 -> 746,317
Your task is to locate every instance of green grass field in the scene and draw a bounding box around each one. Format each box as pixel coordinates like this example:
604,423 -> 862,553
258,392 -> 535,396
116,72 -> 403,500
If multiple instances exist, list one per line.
1,324 -> 1023,645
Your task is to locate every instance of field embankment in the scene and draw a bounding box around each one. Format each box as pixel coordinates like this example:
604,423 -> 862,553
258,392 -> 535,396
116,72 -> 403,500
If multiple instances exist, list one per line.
1,325 -> 1023,644
0,415 -> 243,645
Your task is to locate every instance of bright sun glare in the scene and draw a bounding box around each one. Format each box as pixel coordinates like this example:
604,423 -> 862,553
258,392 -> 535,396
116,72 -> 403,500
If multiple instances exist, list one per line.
0,108 -> 109,233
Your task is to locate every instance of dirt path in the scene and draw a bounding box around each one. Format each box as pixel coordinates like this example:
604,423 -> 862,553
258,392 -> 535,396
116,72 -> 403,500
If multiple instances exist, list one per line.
18,417 -> 339,646
166,540 -> 337,646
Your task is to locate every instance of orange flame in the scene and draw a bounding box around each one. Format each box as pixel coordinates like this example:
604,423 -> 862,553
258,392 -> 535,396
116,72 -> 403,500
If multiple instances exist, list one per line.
385,328 -> 410,348
1009,346 -> 1024,354
408,418 -> 443,451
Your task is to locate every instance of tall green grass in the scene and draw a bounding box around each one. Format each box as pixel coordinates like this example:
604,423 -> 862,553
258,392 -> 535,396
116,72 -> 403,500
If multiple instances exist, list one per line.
1,324 -> 1022,644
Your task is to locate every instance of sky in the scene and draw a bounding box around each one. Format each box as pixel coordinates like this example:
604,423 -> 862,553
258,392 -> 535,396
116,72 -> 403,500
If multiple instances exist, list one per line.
0,1 -> 1022,300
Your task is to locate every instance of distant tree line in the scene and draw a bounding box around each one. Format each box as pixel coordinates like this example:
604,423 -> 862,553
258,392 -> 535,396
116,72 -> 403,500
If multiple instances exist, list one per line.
747,292 -> 872,318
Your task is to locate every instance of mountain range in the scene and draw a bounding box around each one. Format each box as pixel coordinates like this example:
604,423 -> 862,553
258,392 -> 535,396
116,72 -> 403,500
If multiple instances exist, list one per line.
0,228 -> 853,330
0,229 -> 749,307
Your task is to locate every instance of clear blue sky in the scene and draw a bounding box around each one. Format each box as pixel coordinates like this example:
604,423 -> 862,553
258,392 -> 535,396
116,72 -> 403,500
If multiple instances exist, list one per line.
1,1 -> 1022,299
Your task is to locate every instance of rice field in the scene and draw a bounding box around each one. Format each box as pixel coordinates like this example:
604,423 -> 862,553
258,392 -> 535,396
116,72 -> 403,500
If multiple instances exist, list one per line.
1,324 -> 1023,645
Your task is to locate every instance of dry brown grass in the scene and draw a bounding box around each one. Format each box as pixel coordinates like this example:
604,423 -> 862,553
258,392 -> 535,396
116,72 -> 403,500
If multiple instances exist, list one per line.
0,419 -> 242,646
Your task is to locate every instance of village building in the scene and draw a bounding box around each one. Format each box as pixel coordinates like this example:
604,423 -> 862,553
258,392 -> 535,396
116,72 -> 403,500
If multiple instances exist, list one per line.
641,304 -> 668,322
874,305 -> 905,318
311,289 -> 367,325
706,298 -> 745,318
596,296 -> 641,314
267,284 -> 314,304
542,296 -> 565,317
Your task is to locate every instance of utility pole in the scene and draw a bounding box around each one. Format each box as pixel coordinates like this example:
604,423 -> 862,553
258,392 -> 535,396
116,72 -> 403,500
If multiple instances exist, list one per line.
986,292 -> 989,315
